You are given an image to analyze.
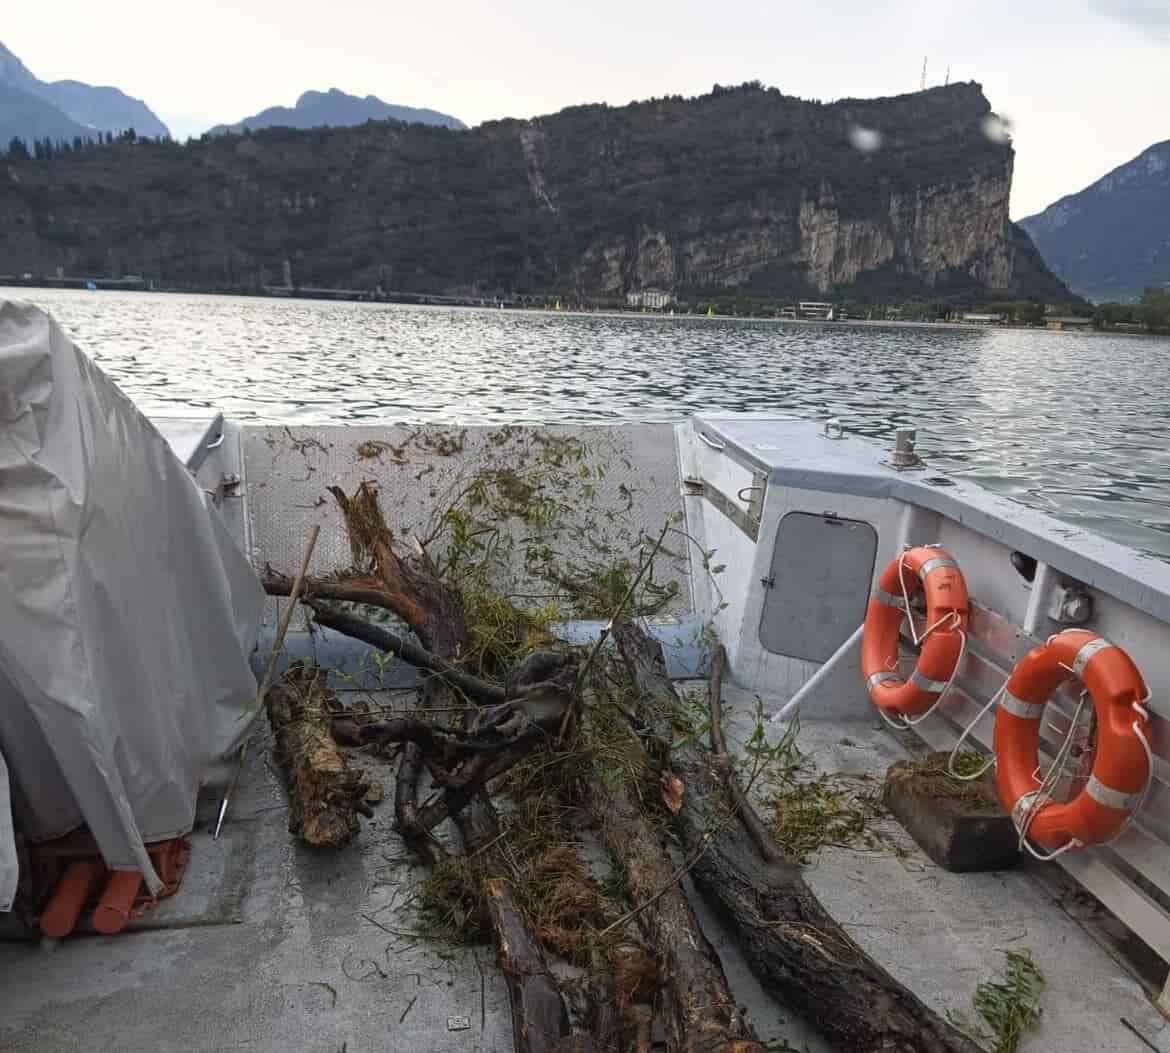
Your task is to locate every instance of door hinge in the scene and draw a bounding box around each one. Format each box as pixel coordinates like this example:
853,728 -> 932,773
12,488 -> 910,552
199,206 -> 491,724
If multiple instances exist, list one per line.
760,575 -> 775,589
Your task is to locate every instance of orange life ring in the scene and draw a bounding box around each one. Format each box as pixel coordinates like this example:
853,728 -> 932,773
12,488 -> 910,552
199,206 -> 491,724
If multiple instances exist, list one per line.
861,546 -> 969,718
994,629 -> 1150,853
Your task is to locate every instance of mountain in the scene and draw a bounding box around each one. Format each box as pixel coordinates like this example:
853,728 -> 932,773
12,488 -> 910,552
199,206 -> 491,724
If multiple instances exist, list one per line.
0,83 -> 91,146
37,80 -> 169,140
0,81 -> 1072,304
1019,141 -> 1170,302
0,40 -> 169,141
209,88 -> 465,135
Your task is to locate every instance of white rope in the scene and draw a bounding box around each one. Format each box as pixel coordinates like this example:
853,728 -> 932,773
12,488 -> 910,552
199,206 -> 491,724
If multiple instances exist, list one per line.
898,628 -> 967,728
947,679 -> 1002,780
1021,832 -> 1084,862
1016,689 -> 1089,861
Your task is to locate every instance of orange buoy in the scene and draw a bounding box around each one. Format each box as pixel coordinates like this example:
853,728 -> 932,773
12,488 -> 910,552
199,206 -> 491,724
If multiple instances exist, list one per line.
994,629 -> 1151,854
40,860 -> 105,939
92,870 -> 144,935
861,546 -> 969,718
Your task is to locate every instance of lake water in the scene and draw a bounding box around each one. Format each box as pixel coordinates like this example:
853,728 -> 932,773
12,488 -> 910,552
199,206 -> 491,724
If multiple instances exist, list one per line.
7,287 -> 1170,558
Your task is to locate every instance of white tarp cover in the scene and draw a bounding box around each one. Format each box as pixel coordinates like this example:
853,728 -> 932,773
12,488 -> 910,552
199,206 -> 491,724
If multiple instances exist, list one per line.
0,299 -> 263,901
0,748 -> 15,911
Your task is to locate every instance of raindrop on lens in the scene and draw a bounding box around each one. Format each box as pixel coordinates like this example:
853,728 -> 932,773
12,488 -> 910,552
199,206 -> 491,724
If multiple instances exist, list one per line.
848,126 -> 882,154
981,114 -> 1012,143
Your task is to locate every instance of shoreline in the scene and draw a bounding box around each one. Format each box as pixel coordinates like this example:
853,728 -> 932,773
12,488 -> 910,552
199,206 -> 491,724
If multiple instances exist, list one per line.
2,282 -> 1163,338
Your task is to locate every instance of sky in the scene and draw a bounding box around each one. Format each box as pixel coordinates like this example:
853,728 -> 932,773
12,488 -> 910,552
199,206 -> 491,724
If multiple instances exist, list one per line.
6,1 -> 1169,218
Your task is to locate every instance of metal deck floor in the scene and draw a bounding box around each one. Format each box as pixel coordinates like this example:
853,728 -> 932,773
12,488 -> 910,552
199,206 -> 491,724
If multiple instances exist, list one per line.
717,683 -> 1170,1053
0,695 -> 824,1053
4,423 -> 1170,1051
4,696 -> 1170,1052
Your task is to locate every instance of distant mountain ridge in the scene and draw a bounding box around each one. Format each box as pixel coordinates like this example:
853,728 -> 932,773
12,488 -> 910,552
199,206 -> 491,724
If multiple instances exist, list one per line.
1019,140 -> 1170,302
0,81 -> 1072,305
0,39 -> 169,142
210,88 -> 465,135
0,83 -> 92,146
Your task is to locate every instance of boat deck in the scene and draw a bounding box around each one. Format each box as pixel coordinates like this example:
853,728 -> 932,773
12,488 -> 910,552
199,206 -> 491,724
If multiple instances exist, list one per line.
2,422 -> 1169,1051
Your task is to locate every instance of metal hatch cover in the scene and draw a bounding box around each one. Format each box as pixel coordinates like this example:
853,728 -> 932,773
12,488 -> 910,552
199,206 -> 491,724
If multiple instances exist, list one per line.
758,511 -> 877,662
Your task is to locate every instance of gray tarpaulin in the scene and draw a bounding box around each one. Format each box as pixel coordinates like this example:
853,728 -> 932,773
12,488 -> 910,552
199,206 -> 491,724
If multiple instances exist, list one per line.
0,748 -> 15,911
0,299 -> 263,899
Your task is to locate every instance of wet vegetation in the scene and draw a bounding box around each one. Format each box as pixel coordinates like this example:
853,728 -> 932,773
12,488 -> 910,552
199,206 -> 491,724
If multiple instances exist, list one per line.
259,426 -> 1001,1052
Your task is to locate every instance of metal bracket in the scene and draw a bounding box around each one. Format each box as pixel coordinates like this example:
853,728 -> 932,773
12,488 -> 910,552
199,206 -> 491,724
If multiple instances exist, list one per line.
1048,584 -> 1093,625
760,575 -> 775,589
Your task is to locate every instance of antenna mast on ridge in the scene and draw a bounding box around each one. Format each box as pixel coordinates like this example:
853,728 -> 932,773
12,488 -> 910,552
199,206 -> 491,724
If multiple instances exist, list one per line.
920,56 -> 928,91
944,65 -> 950,86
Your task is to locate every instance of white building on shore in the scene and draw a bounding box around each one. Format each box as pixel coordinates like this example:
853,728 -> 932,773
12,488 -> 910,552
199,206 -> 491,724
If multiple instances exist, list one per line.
626,287 -> 672,310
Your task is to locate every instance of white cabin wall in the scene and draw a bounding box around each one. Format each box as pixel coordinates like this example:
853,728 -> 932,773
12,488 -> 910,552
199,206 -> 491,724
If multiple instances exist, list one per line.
935,519 -> 1034,624
731,485 -> 903,702
676,425 -> 758,665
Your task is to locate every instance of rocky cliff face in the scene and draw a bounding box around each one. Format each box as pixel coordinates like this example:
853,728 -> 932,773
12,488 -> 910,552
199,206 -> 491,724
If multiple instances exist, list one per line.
1019,140 -> 1170,302
0,81 -> 1069,302
793,170 -> 1014,293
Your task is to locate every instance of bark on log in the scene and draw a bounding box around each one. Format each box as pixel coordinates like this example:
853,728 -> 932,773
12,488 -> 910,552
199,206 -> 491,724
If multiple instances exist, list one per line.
589,950 -> 621,1053
407,679 -> 573,831
328,482 -> 467,657
580,683 -> 764,1051
614,623 -> 982,1053
455,788 -> 574,1053
396,743 -> 446,866
486,877 -> 574,1053
301,601 -> 506,704
266,664 -> 372,847
705,648 -> 778,862
295,483 -> 578,1052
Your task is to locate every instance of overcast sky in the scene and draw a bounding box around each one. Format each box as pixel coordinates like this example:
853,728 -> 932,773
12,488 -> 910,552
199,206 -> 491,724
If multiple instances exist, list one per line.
7,1 -> 1168,217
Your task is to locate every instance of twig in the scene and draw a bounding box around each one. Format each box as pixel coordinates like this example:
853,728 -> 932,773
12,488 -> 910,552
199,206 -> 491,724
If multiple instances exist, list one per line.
308,602 -> 506,704
215,525 -> 320,840
1120,1017 -> 1159,1052
596,832 -> 713,939
361,913 -> 422,940
259,524 -> 321,711
707,644 -> 782,863
561,519 -> 672,742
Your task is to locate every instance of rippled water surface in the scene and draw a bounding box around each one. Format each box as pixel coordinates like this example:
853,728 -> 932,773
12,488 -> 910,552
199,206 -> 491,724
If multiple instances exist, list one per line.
9,287 -> 1170,558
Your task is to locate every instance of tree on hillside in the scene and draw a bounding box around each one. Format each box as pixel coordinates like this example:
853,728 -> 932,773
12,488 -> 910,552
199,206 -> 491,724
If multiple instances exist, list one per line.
1093,301 -> 1138,327
6,137 -> 29,160
1140,288 -> 1170,331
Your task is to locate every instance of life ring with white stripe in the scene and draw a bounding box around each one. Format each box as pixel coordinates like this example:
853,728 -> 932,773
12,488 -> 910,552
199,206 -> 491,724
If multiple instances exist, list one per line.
994,629 -> 1151,854
861,546 -> 969,718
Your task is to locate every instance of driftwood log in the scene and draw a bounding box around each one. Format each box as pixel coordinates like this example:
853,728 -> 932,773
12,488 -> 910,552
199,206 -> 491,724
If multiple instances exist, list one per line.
291,601 -> 508,705
614,624 -> 982,1053
308,482 -> 576,1051
486,877 -> 577,1053
312,605 -> 574,835
265,663 -> 372,847
581,669 -> 764,1051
